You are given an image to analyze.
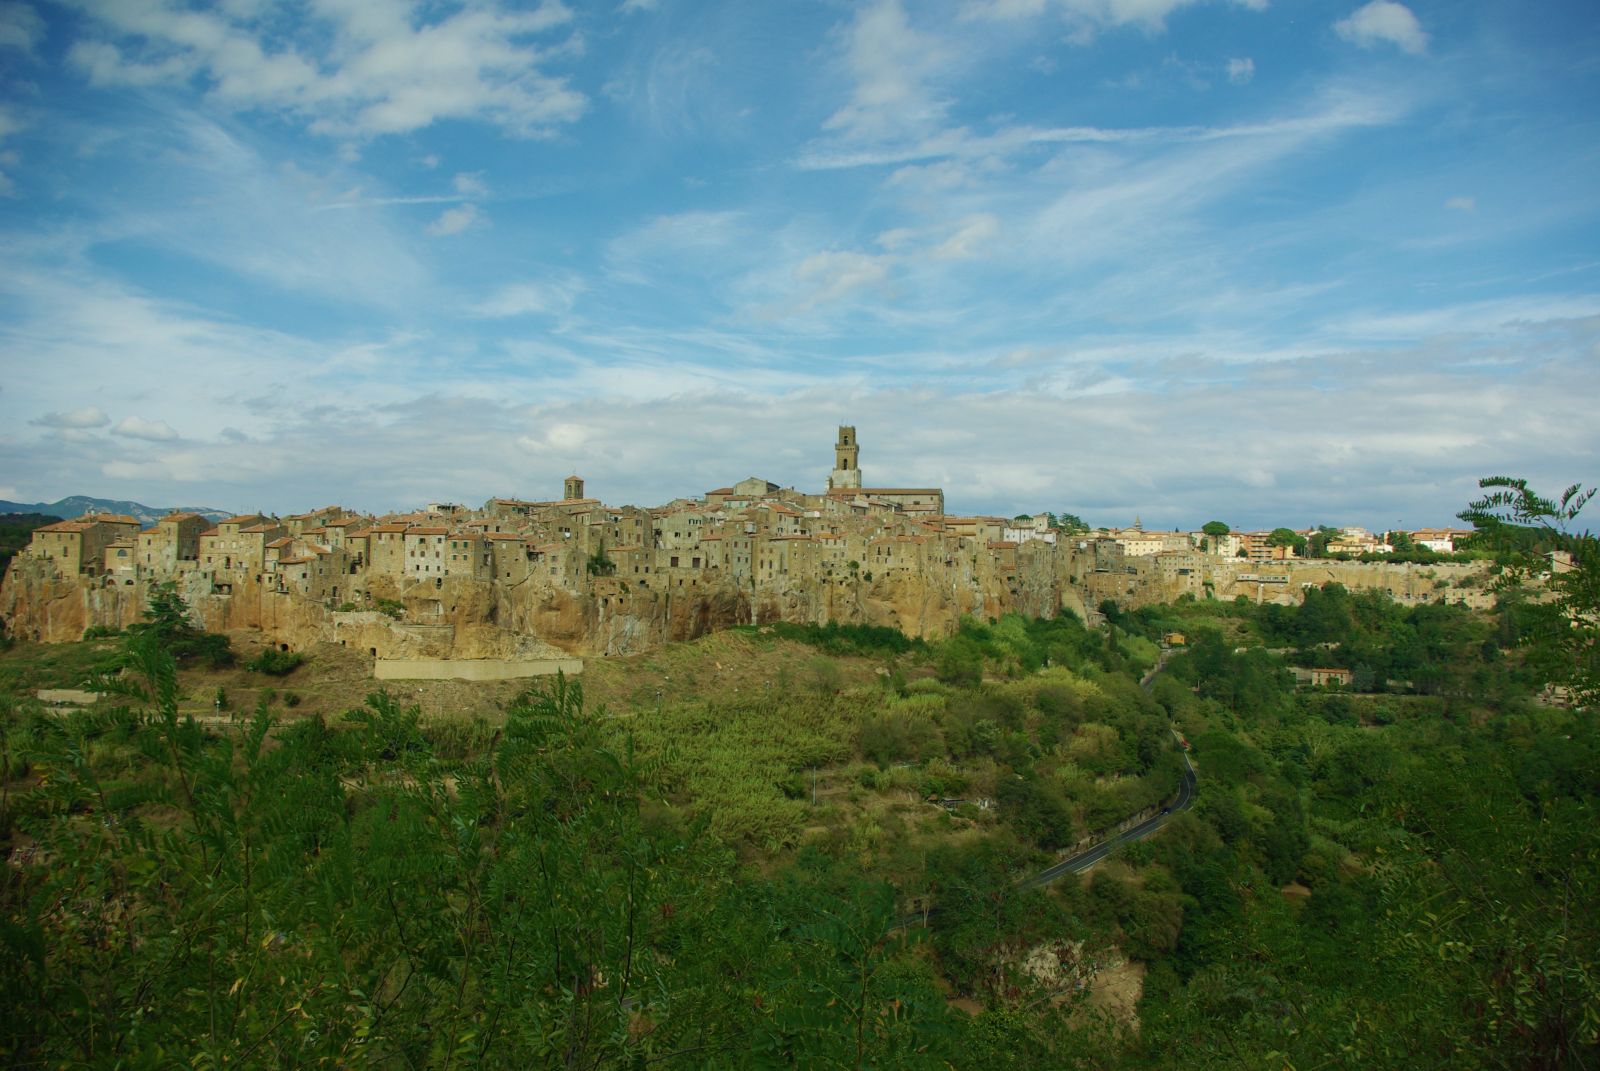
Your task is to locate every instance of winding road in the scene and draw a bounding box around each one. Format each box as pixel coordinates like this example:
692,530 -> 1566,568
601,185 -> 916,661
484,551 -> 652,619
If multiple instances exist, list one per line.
895,649 -> 1198,928
1020,730 -> 1196,889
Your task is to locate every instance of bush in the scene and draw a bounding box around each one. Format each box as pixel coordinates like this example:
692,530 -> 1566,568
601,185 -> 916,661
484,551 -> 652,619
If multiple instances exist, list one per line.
246,649 -> 305,676
858,709 -> 941,768
82,625 -> 122,641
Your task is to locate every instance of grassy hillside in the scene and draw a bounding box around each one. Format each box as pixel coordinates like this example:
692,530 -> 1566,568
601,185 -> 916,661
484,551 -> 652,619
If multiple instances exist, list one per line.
0,592 -> 1594,1068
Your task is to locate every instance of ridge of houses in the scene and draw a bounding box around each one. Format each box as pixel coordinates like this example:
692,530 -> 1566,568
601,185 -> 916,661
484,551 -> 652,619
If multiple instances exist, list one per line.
17,427 -> 1479,613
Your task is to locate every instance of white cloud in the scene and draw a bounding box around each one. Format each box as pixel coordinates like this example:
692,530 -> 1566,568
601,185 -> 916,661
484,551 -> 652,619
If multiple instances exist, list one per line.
619,0 -> 658,13
473,275 -> 585,318
1227,57 -> 1254,84
113,416 -> 180,441
452,171 -> 489,198
0,103 -> 21,194
1444,195 -> 1476,213
32,406 -> 110,428
82,110 -> 435,307
62,0 -> 587,139
788,250 -> 893,312
1335,1 -> 1428,55
823,0 -> 952,143
965,0 -> 1263,36
427,203 -> 482,236
0,2 -> 43,55
931,214 -> 1000,260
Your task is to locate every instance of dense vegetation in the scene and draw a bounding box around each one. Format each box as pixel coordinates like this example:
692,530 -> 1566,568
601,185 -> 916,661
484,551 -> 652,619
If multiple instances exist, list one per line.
1,479 -> 1595,1067
0,514 -> 60,581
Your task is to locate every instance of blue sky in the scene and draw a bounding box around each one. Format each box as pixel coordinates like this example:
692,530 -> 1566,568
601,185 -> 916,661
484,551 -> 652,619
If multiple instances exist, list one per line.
0,0 -> 1595,531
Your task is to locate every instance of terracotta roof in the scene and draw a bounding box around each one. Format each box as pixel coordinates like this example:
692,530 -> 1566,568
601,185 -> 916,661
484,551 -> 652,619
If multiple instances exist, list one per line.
371,523 -> 409,533
81,513 -> 141,525
406,526 -> 449,536
36,520 -> 94,533
266,537 -> 293,548
161,512 -> 204,523
706,487 -> 735,495
239,523 -> 279,534
483,532 -> 523,542
278,556 -> 314,565
345,528 -> 373,539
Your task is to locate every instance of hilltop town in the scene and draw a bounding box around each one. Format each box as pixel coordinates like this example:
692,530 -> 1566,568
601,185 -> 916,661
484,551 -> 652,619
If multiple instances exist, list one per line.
1,428 -> 1491,669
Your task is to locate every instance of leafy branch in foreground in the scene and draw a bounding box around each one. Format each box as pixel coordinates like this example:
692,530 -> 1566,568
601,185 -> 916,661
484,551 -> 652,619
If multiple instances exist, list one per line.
1460,476 -> 1599,708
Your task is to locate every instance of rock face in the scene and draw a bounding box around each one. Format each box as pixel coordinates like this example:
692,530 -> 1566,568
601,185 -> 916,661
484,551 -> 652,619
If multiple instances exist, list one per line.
1,548 -> 1493,658
0,549 -> 1079,657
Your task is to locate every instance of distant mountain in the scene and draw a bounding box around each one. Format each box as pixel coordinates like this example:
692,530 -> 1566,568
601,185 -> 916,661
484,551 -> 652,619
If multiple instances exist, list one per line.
0,496 -> 232,527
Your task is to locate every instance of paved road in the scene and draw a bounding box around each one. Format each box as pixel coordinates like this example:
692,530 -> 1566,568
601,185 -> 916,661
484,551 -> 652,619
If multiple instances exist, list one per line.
1024,649 -> 1194,886
1021,733 -> 1196,889
893,651 -> 1198,928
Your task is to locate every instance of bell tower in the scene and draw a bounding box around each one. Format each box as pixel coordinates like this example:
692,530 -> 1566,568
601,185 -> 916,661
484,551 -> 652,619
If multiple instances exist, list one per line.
828,426 -> 862,490
564,474 -> 585,501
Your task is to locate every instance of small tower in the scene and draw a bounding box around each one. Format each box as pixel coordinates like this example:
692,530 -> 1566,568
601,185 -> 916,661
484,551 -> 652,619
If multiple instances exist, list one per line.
564,475 -> 585,501
828,426 -> 862,490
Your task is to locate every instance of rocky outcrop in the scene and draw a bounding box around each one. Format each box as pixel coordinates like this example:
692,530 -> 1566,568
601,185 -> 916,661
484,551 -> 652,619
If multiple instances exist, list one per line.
0,549 -> 1494,658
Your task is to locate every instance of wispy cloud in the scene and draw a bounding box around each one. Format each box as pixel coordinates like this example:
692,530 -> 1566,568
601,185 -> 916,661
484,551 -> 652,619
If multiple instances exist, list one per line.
427,203 -> 483,236
32,406 -> 109,429
113,415 -> 179,441
473,275 -> 585,318
62,0 -> 586,139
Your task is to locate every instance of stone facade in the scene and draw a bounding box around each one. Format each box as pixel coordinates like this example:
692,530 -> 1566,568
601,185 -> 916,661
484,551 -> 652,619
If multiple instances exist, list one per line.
2,430 -> 1497,660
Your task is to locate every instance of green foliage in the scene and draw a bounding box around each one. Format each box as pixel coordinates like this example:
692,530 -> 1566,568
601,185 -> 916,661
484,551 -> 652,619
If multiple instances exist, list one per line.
125,581 -> 234,667
376,598 -> 405,619
742,618 -> 924,658
859,707 -> 941,768
1201,520 -> 1230,538
1267,526 -> 1307,552
6,588 -> 1595,1068
585,538 -> 616,576
1460,475 -> 1599,707
0,512 -> 61,574
245,648 -> 305,675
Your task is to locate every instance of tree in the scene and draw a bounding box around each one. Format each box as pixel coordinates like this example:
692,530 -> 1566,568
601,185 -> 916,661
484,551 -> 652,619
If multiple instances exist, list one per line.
585,538 -> 616,576
129,581 -> 234,666
1201,521 -> 1230,538
1307,524 -> 1340,558
1459,477 -> 1598,707
1267,527 -> 1307,554
1387,529 -> 1415,553
1054,513 -> 1089,534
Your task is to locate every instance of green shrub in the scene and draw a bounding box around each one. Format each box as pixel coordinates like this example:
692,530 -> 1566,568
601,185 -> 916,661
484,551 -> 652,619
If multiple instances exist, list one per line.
246,649 -> 305,676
